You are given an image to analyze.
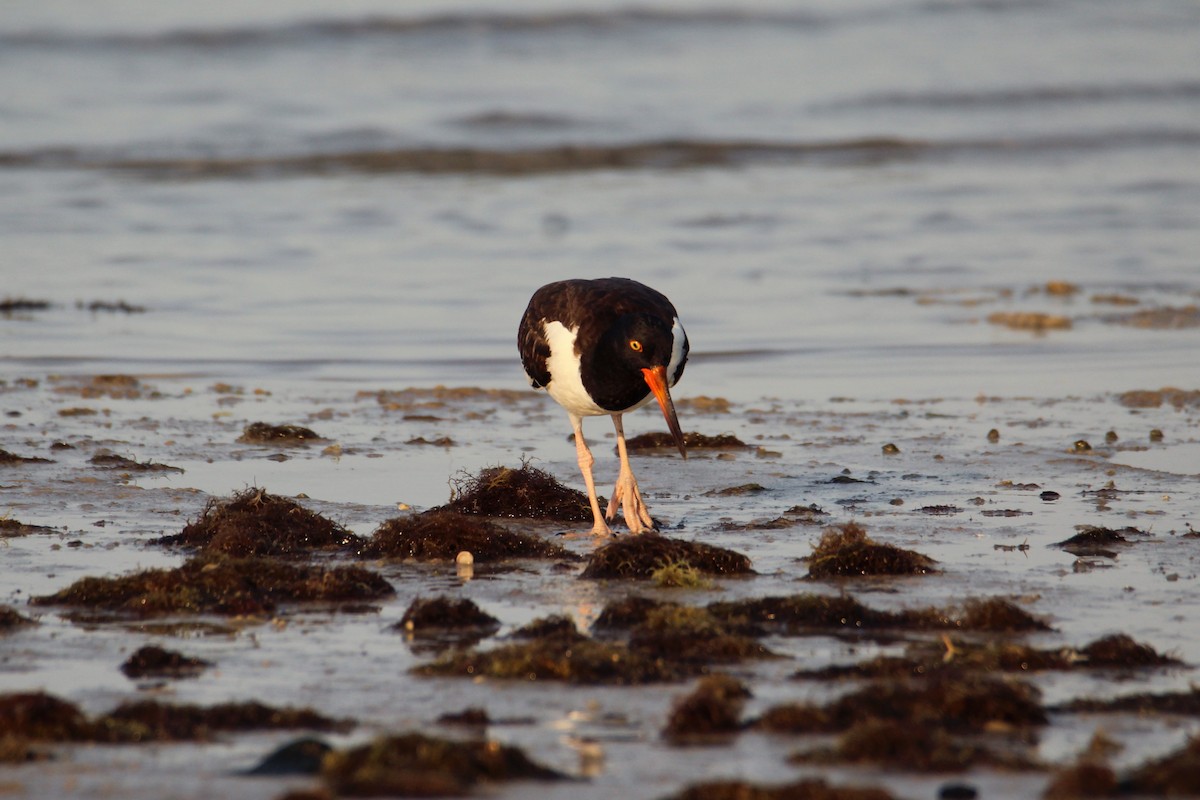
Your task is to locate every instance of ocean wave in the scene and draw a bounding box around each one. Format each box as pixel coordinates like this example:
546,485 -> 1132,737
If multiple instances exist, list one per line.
823,81 -> 1200,111
0,8 -> 829,51
0,0 -> 1071,52
3,130 -> 1196,179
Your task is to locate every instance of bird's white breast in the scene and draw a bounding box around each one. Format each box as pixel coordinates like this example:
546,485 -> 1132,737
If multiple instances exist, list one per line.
542,320 -> 607,417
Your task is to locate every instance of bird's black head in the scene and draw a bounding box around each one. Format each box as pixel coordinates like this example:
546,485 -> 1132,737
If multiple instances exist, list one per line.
606,313 -> 676,373
584,313 -> 687,458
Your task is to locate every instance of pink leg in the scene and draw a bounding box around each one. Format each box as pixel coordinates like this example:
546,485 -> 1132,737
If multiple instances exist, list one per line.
606,415 -> 655,533
570,414 -> 612,536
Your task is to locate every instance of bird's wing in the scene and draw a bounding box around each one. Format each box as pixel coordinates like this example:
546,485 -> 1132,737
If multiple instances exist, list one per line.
517,290 -> 555,389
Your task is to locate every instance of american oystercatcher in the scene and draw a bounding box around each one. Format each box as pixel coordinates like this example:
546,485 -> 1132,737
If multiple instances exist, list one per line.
518,277 -> 689,535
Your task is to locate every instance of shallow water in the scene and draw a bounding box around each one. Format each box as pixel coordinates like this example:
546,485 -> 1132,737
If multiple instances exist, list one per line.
3,1 -> 1200,798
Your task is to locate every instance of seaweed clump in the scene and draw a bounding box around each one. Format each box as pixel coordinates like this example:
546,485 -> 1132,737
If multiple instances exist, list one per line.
1120,735 -> 1200,796
1052,685 -> 1200,715
795,718 -> 1037,772
237,422 -> 324,445
157,487 -> 362,557
707,593 -> 899,632
436,463 -> 591,521
397,596 -> 500,634
1041,762 -> 1118,799
0,449 -> 53,465
629,605 -> 773,665
759,675 -> 1046,772
581,534 -> 753,580
0,606 -> 36,632
806,522 -> 937,578
753,673 -> 1046,735
414,632 -> 686,685
1041,732 -> 1200,798
416,602 -> 771,685
0,692 -> 106,743
719,503 -> 830,532
362,510 -> 579,562
120,645 -> 212,679
321,732 -> 566,796
626,431 -> 748,451
798,633 -> 1175,681
30,556 -> 394,618
662,674 -> 751,744
706,594 -> 1046,638
394,596 -> 501,652
89,453 -> 183,473
0,691 -> 346,758
1,518 -> 57,537
104,699 -> 350,741
1052,525 -> 1145,557
951,596 -> 1053,633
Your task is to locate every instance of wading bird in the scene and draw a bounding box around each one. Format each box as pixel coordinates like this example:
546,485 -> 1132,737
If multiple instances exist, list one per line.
518,277 -> 689,535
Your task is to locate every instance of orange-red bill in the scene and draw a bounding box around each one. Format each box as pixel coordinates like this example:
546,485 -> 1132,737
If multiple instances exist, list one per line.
642,365 -> 687,459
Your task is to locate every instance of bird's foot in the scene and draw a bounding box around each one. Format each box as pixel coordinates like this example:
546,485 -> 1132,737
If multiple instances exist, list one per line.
587,518 -> 614,537
605,469 -> 655,534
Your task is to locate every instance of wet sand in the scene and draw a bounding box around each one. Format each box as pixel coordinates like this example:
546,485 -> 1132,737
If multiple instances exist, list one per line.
2,367 -> 1198,799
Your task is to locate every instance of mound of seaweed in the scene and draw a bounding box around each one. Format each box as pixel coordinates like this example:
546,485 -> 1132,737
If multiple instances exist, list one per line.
322,732 -> 567,797
629,605 -> 775,665
394,596 -> 502,653
0,691 -> 350,755
662,674 -> 752,744
1051,685 -> 1200,715
754,673 -> 1046,735
581,534 -> 753,580
156,487 -> 362,557
413,632 -> 687,685
706,594 -> 1047,637
105,699 -> 350,741
0,606 -> 36,633
362,510 -> 580,562
435,463 -> 591,521
793,717 -> 1039,772
415,602 -> 771,685
806,522 -> 937,578
797,633 -> 1176,681
0,518 -> 57,537
30,556 -> 394,618
120,645 -> 212,680
1052,525 -> 1146,557
625,431 -> 748,451
398,596 -> 500,634
237,422 -> 324,446
708,593 -> 900,631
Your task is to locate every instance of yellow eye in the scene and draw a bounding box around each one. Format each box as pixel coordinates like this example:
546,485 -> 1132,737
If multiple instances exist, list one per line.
629,340 -> 643,352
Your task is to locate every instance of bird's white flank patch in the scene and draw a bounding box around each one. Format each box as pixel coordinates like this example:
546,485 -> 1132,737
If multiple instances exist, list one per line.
542,320 -> 607,416
667,316 -> 687,386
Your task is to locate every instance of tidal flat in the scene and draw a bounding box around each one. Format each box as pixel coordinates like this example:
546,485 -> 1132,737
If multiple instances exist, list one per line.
1,372 -> 1198,799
